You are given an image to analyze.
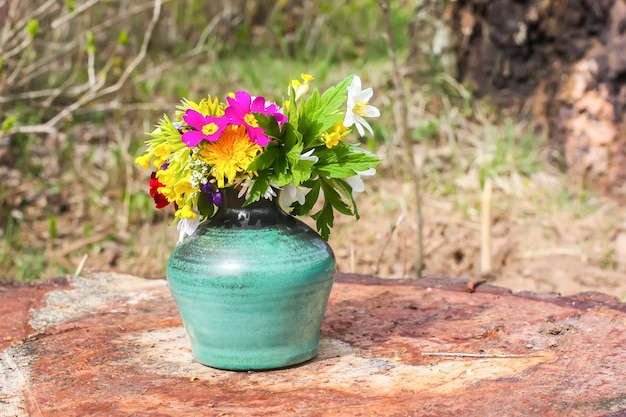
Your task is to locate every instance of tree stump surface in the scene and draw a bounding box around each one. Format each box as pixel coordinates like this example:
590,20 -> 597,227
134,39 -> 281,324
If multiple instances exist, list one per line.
1,271 -> 625,416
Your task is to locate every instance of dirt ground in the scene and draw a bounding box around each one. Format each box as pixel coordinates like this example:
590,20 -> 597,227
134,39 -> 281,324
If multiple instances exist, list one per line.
324,176 -> 626,300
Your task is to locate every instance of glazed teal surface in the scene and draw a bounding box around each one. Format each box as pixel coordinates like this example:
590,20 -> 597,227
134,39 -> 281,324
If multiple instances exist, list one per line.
167,189 -> 335,371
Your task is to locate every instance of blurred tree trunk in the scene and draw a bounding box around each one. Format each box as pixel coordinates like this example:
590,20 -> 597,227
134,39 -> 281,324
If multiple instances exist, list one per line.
406,0 -> 459,77
409,0 -> 626,192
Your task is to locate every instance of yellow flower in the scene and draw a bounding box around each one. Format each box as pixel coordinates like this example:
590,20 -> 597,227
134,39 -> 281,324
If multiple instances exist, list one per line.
175,202 -> 197,219
197,125 -> 261,188
184,95 -> 224,117
323,131 -> 342,148
290,73 -> 314,101
153,143 -> 172,169
174,180 -> 195,205
322,120 -> 349,148
155,163 -> 179,201
135,154 -> 151,170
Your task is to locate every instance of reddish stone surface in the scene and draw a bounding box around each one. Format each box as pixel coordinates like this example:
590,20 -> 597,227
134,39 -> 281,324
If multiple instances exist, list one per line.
2,272 -> 626,416
0,278 -> 70,350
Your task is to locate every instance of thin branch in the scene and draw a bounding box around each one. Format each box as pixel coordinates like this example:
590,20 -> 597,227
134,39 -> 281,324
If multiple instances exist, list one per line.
379,0 -> 425,277
132,3 -> 239,85
421,352 -> 545,359
51,0 -> 103,30
0,0 -> 60,58
6,124 -> 59,135
480,177 -> 493,275
45,0 -> 163,128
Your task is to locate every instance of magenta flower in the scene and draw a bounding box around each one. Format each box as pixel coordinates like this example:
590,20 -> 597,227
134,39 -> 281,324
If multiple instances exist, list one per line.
181,109 -> 227,147
224,91 -> 286,146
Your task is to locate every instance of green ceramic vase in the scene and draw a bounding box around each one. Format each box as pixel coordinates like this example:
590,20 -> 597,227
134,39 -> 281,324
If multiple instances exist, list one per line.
167,188 -> 336,371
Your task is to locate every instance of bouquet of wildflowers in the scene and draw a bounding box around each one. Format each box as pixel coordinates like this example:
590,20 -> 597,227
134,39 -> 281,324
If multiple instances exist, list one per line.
135,74 -> 381,243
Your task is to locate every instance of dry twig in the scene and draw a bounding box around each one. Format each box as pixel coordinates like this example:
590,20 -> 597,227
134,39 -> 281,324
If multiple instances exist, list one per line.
379,0 -> 425,277
421,352 -> 544,359
480,177 -> 493,276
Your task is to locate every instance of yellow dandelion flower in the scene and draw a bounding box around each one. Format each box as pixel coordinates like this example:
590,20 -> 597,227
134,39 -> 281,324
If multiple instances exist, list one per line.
197,125 -> 261,188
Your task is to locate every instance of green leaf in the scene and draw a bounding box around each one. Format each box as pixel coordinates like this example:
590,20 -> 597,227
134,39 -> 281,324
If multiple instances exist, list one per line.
291,159 -> 314,186
285,141 -> 303,167
118,30 -> 129,45
314,144 -> 381,178
291,180 -> 320,216
333,178 -> 359,220
197,193 -> 216,218
85,30 -> 96,54
273,153 -> 288,181
48,216 -> 57,239
297,75 -> 353,146
286,85 -> 299,131
284,123 -> 301,149
302,88 -> 322,118
311,202 -> 334,240
254,113 -> 282,139
316,75 -> 354,117
320,179 -> 353,216
2,116 -> 16,133
26,20 -> 39,39
248,144 -> 280,171
245,172 -> 271,205
65,0 -> 76,12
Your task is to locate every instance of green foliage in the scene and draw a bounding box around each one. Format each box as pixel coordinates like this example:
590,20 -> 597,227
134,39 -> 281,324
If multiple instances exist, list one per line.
1,116 -> 16,133
26,19 -> 39,39
85,30 -> 96,54
48,216 -> 58,240
299,75 -> 353,147
117,30 -> 129,45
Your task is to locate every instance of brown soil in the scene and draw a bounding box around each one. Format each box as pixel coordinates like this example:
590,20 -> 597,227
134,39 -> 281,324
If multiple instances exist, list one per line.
326,176 -> 626,299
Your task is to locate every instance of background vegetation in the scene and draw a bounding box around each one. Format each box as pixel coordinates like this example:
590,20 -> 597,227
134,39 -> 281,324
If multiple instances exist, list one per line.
1,0 -> 622,298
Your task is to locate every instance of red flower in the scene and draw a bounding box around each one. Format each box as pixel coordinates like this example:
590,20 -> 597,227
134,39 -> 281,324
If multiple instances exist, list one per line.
149,172 -> 170,208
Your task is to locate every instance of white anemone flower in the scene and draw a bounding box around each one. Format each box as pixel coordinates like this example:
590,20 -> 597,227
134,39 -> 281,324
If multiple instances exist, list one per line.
299,148 -> 319,163
344,168 -> 377,194
343,76 -> 380,137
280,148 -> 318,207
176,216 -> 200,245
236,178 -> 277,202
280,183 -> 311,207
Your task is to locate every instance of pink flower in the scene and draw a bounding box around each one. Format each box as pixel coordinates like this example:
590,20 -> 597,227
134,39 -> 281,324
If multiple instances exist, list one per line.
181,109 -> 227,147
224,91 -> 286,146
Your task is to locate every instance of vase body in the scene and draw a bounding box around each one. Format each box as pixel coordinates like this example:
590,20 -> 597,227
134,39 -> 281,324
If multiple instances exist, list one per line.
167,189 -> 335,371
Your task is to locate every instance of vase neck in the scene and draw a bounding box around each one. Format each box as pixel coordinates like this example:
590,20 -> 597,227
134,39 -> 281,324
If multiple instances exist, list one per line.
219,187 -> 284,227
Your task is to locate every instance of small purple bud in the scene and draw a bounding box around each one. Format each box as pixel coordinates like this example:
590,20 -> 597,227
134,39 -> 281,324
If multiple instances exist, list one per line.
213,190 -> 223,206
199,182 -> 223,207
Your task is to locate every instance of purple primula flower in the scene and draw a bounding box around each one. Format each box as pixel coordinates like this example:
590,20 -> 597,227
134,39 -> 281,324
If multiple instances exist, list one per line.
224,91 -> 286,147
181,109 -> 227,147
200,182 -> 223,206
